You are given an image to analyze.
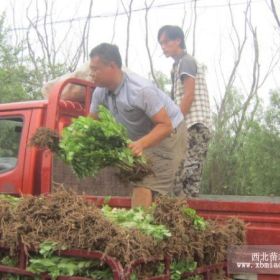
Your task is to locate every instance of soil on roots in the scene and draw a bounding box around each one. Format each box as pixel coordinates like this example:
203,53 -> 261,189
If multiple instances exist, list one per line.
0,189 -> 245,277
29,127 -> 60,153
153,196 -> 245,265
0,188 -> 160,266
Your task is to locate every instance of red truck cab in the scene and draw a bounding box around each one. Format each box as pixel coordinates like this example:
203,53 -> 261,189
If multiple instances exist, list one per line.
0,78 -> 280,280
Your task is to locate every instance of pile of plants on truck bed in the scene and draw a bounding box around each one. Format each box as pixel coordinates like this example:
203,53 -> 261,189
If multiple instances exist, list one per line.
29,105 -> 152,181
0,189 -> 245,279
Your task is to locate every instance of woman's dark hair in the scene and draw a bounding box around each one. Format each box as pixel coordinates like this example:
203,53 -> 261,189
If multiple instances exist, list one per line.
89,43 -> 122,68
157,25 -> 186,49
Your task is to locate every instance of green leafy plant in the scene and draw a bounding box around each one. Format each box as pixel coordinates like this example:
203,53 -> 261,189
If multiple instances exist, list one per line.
0,275 -> 35,280
0,256 -> 17,266
0,256 -> 35,280
186,276 -> 203,280
128,262 -> 166,279
37,241 -> 67,258
31,105 -> 152,181
102,205 -> 171,240
130,272 -> 138,280
27,241 -> 113,280
0,194 -> 21,206
170,260 -> 198,280
181,207 -> 207,231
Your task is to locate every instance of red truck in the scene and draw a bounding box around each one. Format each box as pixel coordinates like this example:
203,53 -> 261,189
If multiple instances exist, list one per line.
0,78 -> 280,280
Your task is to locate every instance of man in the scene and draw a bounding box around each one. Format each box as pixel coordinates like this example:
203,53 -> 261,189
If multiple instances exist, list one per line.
89,43 -> 186,207
158,25 -> 211,197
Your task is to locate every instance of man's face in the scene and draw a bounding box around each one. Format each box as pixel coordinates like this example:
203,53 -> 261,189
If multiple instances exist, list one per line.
89,56 -> 113,87
158,32 -> 181,57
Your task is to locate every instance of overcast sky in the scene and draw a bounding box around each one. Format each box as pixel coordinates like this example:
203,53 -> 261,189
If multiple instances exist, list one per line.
1,0 -> 279,107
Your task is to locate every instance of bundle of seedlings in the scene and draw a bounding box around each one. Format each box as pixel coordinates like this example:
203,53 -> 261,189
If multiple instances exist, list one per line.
0,190 -> 246,279
0,188 -> 164,268
29,105 -> 153,181
202,217 -> 245,265
153,196 -> 246,267
0,195 -> 21,255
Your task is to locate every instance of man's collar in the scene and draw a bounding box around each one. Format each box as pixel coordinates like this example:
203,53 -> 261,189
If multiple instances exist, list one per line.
107,72 -> 126,96
174,50 -> 187,63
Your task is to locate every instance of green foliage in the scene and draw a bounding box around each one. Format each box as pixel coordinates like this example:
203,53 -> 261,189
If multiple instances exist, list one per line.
102,205 -> 171,240
0,194 -> 21,206
0,256 -> 33,280
37,241 -> 67,258
0,118 -> 23,173
265,90 -> 280,133
59,105 -> 150,179
128,260 -> 200,280
150,70 -> 171,93
0,15 -> 39,102
202,89 -> 280,196
130,273 -> 138,280
235,120 -> 280,195
170,260 -> 198,280
0,256 -> 17,266
181,207 -> 207,231
0,15 -> 68,103
27,241 -> 113,280
0,275 -> 34,280
186,277 -> 203,280
0,118 -> 22,158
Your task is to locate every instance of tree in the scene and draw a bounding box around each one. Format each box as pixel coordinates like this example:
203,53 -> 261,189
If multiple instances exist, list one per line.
235,90 -> 280,196
121,0 -> 134,67
202,88 -> 244,195
0,15 -> 33,102
202,90 -> 280,196
270,0 -> 280,29
149,70 -> 171,93
265,90 -> 280,133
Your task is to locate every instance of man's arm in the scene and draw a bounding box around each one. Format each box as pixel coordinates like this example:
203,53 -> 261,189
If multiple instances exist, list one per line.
180,75 -> 195,116
128,108 -> 172,156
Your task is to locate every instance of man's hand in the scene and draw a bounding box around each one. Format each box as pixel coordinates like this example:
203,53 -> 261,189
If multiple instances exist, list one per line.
128,108 -> 173,155
128,140 -> 144,157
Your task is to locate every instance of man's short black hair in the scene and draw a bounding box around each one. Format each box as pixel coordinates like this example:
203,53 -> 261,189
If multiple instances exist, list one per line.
89,43 -> 122,68
157,25 -> 186,49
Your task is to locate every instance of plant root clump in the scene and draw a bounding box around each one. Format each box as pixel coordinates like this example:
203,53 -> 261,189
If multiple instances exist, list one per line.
0,188 -> 162,267
0,189 -> 246,278
153,196 -> 246,266
29,127 -> 60,152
